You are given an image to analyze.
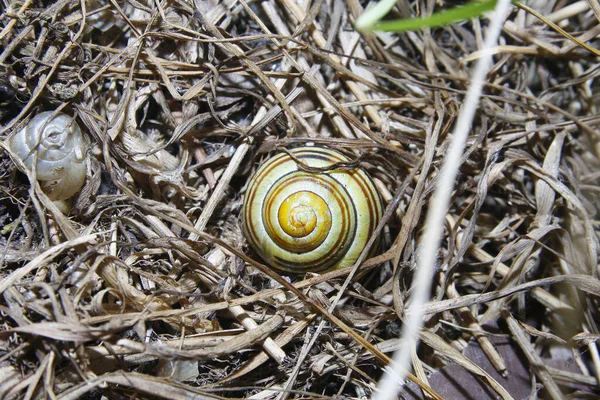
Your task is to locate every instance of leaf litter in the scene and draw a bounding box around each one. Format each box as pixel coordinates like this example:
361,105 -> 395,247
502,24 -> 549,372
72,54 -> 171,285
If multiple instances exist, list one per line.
0,0 -> 599,399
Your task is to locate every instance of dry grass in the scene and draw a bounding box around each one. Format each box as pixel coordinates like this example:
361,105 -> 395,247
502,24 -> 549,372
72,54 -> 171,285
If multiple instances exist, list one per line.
0,0 -> 599,399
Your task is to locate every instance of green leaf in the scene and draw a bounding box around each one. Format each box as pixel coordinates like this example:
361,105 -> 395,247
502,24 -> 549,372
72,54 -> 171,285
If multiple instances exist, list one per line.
365,0 -> 499,32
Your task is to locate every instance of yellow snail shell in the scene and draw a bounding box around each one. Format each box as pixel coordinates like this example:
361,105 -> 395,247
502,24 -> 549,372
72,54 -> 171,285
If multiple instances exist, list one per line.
242,147 -> 384,273
9,111 -> 88,201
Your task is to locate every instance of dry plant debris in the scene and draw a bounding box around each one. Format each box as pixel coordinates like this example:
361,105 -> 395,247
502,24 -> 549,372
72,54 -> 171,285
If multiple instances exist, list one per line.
0,0 -> 599,399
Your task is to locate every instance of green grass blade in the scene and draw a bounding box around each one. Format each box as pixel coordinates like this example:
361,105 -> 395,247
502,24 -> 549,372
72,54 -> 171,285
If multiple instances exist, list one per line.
368,0 -> 498,32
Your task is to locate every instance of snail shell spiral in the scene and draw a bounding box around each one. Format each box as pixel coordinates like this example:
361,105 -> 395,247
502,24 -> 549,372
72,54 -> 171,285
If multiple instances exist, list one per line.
242,147 -> 384,273
9,111 -> 88,201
